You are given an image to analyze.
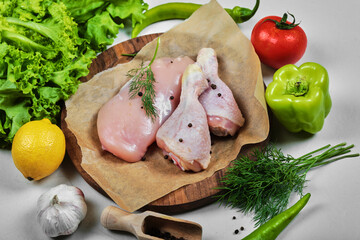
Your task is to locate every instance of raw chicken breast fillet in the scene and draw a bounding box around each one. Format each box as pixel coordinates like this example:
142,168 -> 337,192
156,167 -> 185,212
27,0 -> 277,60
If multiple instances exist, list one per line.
197,48 -> 245,136
156,64 -> 211,172
97,56 -> 194,162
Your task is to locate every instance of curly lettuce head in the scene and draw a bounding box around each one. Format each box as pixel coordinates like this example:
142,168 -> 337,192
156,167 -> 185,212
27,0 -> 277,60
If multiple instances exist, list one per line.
0,0 -> 147,148
0,0 -> 95,148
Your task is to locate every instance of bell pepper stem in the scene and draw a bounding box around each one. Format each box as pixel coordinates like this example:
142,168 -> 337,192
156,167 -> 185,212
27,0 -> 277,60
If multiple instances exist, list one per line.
286,76 -> 309,96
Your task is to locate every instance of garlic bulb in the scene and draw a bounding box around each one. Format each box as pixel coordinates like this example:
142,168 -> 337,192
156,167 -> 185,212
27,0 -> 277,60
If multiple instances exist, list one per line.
37,184 -> 87,237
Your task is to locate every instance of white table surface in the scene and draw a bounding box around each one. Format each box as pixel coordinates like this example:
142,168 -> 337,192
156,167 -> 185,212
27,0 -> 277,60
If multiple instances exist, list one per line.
1,0 -> 360,239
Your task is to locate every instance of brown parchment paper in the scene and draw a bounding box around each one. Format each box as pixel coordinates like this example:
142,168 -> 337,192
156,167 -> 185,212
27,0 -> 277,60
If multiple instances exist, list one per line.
65,0 -> 269,212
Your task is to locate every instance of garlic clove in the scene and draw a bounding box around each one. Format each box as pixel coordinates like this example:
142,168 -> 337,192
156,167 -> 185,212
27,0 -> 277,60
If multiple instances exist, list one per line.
37,184 -> 87,237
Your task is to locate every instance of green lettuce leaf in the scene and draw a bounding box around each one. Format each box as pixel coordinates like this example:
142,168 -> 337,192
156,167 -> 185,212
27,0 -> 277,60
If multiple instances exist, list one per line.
84,11 -> 124,50
106,0 -> 148,27
0,80 -> 32,148
63,0 -> 148,51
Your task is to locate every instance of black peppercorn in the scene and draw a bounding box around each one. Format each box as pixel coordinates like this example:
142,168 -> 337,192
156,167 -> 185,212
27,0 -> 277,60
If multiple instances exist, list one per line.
240,226 -> 245,231
164,155 -> 169,159
188,123 -> 192,127
234,229 -> 239,234
164,232 -> 171,238
138,91 -> 143,96
218,93 -> 222,97
211,84 -> 217,89
170,96 -> 174,100
232,216 -> 236,220
179,138 -> 183,142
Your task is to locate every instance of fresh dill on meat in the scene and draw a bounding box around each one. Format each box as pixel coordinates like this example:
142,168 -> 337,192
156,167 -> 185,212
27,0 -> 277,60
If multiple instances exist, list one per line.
127,37 -> 160,121
216,142 -> 359,227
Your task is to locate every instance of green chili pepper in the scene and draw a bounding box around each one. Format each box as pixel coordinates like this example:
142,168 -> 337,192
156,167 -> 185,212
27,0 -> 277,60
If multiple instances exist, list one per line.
265,62 -> 331,134
242,193 -> 311,240
131,0 -> 260,38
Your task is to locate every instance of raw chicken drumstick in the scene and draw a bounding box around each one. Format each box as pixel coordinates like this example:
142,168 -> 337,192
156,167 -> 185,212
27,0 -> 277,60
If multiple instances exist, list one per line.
197,48 -> 245,136
156,64 -> 211,172
97,57 -> 194,162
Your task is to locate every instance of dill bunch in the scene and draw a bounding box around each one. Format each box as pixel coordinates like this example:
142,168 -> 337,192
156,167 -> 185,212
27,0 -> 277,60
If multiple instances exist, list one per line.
127,37 -> 160,121
216,142 -> 359,227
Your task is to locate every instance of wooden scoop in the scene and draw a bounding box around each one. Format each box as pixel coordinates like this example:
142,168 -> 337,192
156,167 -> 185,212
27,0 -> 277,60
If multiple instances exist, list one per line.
101,206 -> 202,240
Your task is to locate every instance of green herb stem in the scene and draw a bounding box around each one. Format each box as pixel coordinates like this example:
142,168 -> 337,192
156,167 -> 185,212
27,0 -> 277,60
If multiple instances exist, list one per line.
121,53 -> 137,57
296,143 -> 357,172
149,38 -> 160,66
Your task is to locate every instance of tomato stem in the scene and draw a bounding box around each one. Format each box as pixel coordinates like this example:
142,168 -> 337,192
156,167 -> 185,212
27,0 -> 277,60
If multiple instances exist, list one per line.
264,12 -> 300,30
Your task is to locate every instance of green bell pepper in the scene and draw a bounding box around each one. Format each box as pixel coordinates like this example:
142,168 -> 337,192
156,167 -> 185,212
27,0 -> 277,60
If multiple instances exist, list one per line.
265,62 -> 331,134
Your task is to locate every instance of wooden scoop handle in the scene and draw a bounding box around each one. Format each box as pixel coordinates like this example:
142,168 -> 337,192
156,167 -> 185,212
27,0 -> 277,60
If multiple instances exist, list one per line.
100,206 -> 141,234
101,206 -> 203,240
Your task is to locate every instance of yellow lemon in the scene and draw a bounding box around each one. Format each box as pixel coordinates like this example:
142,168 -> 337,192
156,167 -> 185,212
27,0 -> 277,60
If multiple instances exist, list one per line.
11,118 -> 66,181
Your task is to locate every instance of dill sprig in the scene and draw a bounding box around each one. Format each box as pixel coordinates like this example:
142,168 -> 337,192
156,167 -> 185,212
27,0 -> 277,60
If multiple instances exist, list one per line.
127,37 -> 160,121
216,142 -> 359,227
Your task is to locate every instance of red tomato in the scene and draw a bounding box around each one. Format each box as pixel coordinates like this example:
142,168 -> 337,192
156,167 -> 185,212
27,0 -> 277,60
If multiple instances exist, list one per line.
251,13 -> 307,69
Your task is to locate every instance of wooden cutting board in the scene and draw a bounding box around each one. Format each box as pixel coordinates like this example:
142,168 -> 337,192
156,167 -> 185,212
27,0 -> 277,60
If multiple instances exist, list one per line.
61,33 -> 267,214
